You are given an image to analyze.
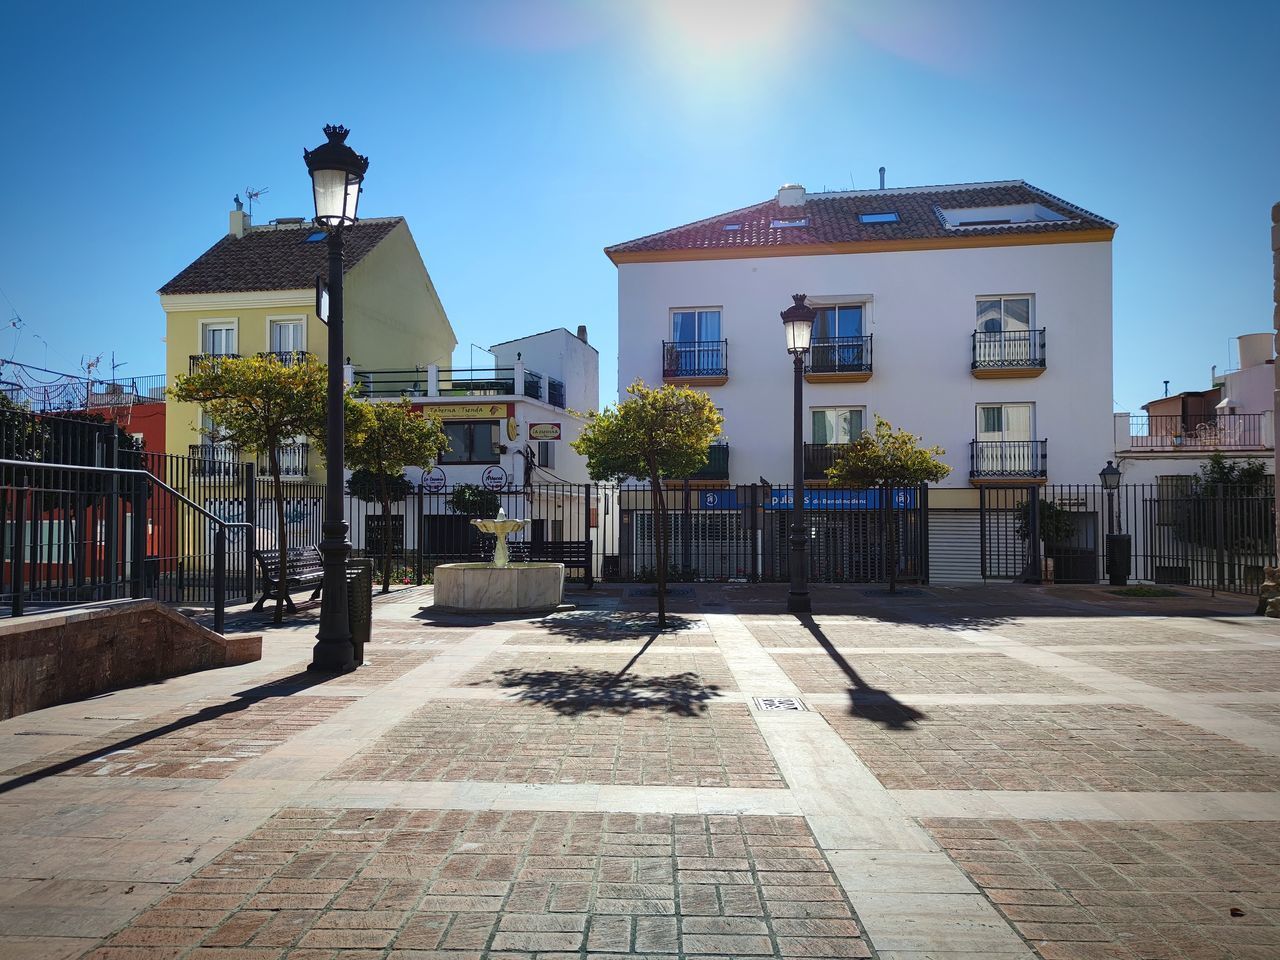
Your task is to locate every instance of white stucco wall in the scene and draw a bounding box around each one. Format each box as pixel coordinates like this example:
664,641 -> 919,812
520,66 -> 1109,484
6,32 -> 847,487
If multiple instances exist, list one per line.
1221,362 -> 1275,416
616,241 -> 1114,487
491,328 -> 600,414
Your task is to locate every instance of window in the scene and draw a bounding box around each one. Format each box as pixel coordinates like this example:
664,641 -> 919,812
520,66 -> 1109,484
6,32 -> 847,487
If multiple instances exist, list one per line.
812,407 -> 864,445
770,217 -> 808,228
201,322 -> 236,355
440,420 -> 500,464
305,231 -> 326,242
940,203 -> 1069,228
537,440 -> 555,470
270,319 -> 305,353
668,308 -> 724,377
814,305 -> 864,340
722,223 -> 742,231
671,309 -> 721,343
859,212 -> 899,223
976,404 -> 1034,441
977,296 -> 1032,334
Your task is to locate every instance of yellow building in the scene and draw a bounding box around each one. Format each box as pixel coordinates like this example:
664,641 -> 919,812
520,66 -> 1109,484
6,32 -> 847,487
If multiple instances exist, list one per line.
158,203 -> 456,482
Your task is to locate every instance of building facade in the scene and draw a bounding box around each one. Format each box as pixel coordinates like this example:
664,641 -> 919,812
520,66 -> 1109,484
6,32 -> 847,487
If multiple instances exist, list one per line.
158,203 -> 456,483
608,180 -> 1116,501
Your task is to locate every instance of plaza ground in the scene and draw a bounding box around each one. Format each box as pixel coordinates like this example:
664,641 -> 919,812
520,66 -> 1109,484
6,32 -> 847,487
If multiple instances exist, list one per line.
0,582 -> 1278,959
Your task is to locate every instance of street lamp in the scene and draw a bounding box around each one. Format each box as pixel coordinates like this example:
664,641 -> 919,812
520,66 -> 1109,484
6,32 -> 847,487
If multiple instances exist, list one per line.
1099,459 -> 1128,586
781,294 -> 815,614
304,125 -> 369,674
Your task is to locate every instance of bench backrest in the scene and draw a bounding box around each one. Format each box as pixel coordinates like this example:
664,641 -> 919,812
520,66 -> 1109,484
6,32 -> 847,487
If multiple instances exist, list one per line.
508,540 -> 591,564
254,546 -> 323,579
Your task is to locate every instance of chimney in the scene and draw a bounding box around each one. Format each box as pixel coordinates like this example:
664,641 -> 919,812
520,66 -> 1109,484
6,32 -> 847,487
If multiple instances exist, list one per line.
879,166 -> 886,190
229,195 -> 251,238
777,183 -> 806,208
576,324 -> 588,344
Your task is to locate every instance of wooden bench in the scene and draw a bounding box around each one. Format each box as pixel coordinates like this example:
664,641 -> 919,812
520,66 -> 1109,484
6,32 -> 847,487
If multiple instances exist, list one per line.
508,540 -> 593,588
252,546 -> 324,612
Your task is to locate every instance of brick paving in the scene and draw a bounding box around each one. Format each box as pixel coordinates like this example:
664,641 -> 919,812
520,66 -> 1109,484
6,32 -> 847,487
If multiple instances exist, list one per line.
773,650 -> 1094,694
923,818 -> 1280,959
328,702 -> 783,787
460,650 -> 740,693
1063,649 -> 1280,692
741,617 -> 969,648
0,694 -> 356,780
84,808 -> 871,959
821,703 -> 1280,791
981,619 -> 1217,646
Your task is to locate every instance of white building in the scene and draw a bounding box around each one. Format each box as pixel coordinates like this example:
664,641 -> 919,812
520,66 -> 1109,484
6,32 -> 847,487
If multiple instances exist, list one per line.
608,180 -> 1116,501
1114,332 -> 1276,486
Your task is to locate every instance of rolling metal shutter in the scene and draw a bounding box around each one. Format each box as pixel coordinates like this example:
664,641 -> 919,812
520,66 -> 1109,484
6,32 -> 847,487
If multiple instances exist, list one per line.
928,510 -> 982,583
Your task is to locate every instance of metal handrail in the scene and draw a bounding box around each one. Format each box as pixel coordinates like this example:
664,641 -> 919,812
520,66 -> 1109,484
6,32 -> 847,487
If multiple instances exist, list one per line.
0,458 -> 252,633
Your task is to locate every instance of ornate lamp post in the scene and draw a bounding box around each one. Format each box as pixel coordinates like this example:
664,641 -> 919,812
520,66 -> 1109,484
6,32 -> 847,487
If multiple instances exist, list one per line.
1099,459 -> 1128,587
781,294 -> 815,614
304,125 -> 368,673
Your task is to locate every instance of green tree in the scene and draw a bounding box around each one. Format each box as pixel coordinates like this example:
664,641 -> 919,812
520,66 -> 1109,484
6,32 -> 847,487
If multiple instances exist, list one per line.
572,380 -> 722,627
826,415 -> 951,592
345,399 -> 447,593
446,483 -> 501,519
171,354 -> 328,622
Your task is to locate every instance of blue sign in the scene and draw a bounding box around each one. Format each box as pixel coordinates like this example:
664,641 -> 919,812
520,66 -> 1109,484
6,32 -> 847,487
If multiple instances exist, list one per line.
698,488 -> 916,510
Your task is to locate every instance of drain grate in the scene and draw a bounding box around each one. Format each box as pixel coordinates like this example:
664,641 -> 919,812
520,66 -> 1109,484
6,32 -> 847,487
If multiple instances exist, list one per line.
753,696 -> 809,712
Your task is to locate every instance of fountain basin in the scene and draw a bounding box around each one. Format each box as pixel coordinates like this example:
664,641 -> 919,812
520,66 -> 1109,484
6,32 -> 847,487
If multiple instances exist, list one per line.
432,562 -> 565,614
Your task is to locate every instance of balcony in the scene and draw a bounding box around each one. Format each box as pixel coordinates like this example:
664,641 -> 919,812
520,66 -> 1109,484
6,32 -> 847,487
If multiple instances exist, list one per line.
685,443 -> 730,482
805,336 -> 873,383
257,350 -> 313,366
188,443 -> 242,478
662,340 -> 728,386
1120,413 -> 1272,452
189,353 -> 240,374
803,443 -> 853,482
257,444 -> 310,479
971,329 -> 1046,378
547,378 -> 566,409
969,440 -> 1048,482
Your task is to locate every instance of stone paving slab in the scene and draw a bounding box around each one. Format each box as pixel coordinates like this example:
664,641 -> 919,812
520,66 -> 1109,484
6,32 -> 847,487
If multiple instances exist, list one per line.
327,702 -> 783,788
922,817 -> 1280,959
772,650 -> 1095,695
1058,649 -> 1280,693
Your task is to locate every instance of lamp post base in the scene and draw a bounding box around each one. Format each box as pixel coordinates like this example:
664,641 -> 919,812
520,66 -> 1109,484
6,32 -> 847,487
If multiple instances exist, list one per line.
786,591 -> 811,615
309,520 -> 355,674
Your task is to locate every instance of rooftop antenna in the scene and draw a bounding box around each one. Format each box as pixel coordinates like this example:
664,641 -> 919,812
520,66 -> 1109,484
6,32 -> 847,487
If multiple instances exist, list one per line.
1163,380 -> 1170,397
243,186 -> 269,218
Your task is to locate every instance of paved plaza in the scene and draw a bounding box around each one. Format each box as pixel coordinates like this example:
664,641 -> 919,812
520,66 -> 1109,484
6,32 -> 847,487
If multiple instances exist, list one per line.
1,583 -> 1279,959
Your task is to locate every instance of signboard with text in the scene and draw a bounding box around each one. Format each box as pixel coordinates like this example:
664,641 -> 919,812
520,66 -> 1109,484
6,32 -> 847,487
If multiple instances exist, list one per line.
528,423 -> 562,441
481,465 -> 509,491
698,488 -> 917,511
413,402 -> 513,421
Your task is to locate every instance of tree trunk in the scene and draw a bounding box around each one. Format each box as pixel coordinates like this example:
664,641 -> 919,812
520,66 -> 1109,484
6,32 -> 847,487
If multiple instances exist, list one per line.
270,447 -> 287,624
378,476 -> 392,594
650,468 -> 667,630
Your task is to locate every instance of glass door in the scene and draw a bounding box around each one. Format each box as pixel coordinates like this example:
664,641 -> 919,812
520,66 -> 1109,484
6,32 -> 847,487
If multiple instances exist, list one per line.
977,403 -> 1033,472
203,323 -> 237,356
671,309 -> 722,376
977,297 -> 1032,364
270,320 -> 305,354
813,305 -> 864,369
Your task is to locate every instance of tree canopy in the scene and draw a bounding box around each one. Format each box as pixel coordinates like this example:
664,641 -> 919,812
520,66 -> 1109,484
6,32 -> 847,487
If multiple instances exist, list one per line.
825,415 -> 951,487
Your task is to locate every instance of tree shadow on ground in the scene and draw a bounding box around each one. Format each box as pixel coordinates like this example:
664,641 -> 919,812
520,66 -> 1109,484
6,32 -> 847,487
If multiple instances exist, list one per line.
483,634 -> 721,716
0,670 -> 333,795
796,614 -> 927,731
533,610 -> 704,643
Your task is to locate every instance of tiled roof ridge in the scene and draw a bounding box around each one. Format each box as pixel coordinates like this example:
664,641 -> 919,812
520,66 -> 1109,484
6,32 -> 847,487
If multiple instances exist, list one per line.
1020,182 -> 1118,230
245,215 -> 405,233
804,179 -> 1024,200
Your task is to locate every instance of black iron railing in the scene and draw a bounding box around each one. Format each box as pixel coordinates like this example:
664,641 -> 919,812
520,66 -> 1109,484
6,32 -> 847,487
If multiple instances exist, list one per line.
1127,413 -> 1269,450
807,336 -> 872,374
83,374 -> 168,407
972,329 -> 1046,369
663,340 -> 728,379
258,351 -> 313,366
803,443 -> 853,481
258,444 -> 310,478
970,439 -> 1048,478
189,444 -> 243,477
548,378 -> 566,408
523,369 -> 543,400
189,353 -> 241,374
686,444 -> 729,481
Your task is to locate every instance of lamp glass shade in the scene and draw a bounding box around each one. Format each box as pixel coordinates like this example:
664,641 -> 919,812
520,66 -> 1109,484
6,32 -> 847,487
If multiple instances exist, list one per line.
310,169 -> 354,225
303,125 -> 369,226
1099,460 -> 1121,490
783,315 -> 813,354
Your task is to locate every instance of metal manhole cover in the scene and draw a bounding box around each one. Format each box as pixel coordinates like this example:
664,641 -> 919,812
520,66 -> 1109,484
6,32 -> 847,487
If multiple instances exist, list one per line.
753,696 -> 808,712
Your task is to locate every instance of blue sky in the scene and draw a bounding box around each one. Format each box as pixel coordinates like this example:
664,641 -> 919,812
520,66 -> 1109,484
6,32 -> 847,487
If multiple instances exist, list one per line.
1,0 -> 1276,415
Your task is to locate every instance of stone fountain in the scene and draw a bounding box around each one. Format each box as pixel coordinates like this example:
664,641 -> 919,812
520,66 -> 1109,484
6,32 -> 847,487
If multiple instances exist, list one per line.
431,508 -> 567,613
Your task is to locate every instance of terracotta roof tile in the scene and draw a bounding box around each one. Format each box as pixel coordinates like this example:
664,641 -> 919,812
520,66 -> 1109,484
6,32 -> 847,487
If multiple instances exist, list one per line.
158,217 -> 402,295
605,181 -> 1114,260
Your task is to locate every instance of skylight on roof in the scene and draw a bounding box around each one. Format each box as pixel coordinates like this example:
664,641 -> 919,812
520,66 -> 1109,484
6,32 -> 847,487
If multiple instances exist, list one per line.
770,218 -> 808,228
939,203 -> 1070,229
722,223 -> 742,231
305,231 -> 326,242
859,212 -> 899,224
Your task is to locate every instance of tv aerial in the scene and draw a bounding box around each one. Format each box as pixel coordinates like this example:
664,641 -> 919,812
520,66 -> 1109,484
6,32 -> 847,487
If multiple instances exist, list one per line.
244,186 -> 269,217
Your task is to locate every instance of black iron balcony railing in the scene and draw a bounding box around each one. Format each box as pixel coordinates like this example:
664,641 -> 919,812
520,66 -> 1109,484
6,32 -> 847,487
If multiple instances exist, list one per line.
663,340 -> 728,380
1127,413 -> 1269,451
803,442 -> 853,481
686,443 -> 730,481
258,350 -> 313,366
807,335 -> 872,374
189,353 -> 241,374
547,377 -> 566,409
524,369 -> 542,400
189,443 -> 242,477
972,329 -> 1046,369
969,439 -> 1048,478
258,443 -> 310,478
